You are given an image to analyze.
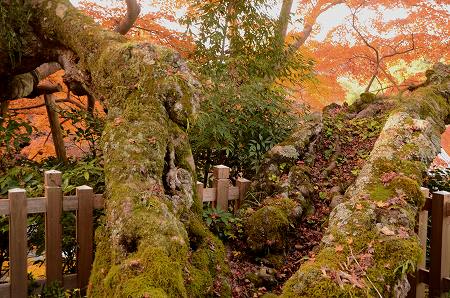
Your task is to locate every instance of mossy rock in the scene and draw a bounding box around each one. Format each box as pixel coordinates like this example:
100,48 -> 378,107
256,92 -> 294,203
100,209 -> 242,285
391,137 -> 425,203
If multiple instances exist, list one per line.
262,197 -> 303,220
287,165 -> 314,203
372,157 -> 424,183
245,206 -> 290,252
349,92 -> 379,113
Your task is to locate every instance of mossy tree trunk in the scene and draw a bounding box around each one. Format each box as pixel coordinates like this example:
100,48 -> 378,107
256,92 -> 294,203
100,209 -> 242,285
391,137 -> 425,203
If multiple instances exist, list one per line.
281,64 -> 450,297
0,0 -> 230,296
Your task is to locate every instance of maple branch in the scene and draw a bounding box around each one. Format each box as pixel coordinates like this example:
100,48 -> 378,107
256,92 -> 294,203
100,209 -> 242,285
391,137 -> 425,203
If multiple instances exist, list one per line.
288,0 -> 344,53
378,64 -> 400,90
350,54 -> 375,62
351,13 -> 379,61
10,97 -> 86,111
381,34 -> 415,60
319,0 -> 345,15
351,9 -> 381,92
114,0 -> 141,35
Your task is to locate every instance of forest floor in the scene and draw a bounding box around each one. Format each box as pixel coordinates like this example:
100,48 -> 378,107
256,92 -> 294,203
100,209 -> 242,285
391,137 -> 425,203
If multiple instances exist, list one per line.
225,104 -> 386,297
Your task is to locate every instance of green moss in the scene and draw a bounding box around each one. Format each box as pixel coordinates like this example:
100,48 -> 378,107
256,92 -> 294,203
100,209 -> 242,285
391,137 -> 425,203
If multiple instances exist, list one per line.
367,237 -> 421,291
349,92 -> 378,113
185,217 -> 231,297
389,176 -> 424,205
368,159 -> 424,205
103,247 -> 187,297
281,248 -> 357,297
88,226 -> 113,297
245,206 -> 290,252
282,235 -> 421,297
262,197 -> 302,219
261,293 -> 279,298
372,157 -> 424,183
369,183 -> 395,201
398,143 -> 420,159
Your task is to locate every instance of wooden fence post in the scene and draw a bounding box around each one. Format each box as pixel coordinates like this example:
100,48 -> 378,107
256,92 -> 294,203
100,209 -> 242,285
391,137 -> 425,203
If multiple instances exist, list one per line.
196,182 -> 204,207
236,178 -> 251,210
44,170 -> 63,285
408,188 -> 430,298
429,191 -> 450,298
8,188 -> 27,298
213,165 -> 230,211
76,186 -> 94,293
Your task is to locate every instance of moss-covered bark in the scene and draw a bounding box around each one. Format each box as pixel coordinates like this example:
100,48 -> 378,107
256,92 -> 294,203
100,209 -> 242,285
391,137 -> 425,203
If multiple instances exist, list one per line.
281,64 -> 450,297
0,0 -> 231,296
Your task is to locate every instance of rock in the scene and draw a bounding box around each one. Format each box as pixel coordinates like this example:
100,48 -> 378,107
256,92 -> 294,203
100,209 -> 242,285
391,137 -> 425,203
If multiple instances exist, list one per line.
330,194 -> 344,209
245,198 -> 302,252
246,267 -> 278,288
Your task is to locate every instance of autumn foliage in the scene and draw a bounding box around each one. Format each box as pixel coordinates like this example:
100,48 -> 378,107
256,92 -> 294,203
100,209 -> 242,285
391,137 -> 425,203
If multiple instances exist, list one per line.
3,0 -> 449,159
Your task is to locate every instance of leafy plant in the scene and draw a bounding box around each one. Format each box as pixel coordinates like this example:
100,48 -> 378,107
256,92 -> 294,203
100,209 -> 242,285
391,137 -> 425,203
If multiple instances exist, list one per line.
203,206 -> 243,240
190,77 -> 299,180
425,168 -> 450,191
59,107 -> 104,158
0,116 -> 33,170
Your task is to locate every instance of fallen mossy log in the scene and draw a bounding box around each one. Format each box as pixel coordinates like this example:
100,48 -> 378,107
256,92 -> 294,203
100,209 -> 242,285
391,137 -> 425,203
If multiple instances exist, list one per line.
281,63 -> 450,297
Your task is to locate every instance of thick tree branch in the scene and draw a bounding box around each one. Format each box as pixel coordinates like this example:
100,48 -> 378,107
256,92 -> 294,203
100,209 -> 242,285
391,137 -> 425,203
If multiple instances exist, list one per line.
114,0 -> 141,35
10,97 -> 86,111
44,93 -> 68,164
288,0 -> 344,53
278,0 -> 294,44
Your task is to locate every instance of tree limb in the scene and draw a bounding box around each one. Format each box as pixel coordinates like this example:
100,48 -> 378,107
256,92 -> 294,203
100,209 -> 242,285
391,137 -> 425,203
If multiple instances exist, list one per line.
10,97 -> 86,111
114,0 -> 141,35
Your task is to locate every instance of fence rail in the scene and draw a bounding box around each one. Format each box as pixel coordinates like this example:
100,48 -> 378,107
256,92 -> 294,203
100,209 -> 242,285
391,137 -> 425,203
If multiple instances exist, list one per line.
408,188 -> 450,298
0,165 -> 249,297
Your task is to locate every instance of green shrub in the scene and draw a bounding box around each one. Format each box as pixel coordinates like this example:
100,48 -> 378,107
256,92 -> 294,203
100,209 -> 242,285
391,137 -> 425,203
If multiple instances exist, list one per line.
203,205 -> 243,241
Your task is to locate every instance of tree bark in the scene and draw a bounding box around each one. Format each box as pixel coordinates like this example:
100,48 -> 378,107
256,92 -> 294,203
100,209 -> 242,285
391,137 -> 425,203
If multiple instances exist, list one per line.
44,93 -> 68,164
277,0 -> 294,44
0,0 -> 230,296
281,63 -> 450,297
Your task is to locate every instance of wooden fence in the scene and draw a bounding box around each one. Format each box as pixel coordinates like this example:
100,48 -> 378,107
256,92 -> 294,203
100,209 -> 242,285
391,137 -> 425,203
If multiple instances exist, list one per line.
0,170 -> 103,298
408,188 -> 450,298
0,165 -> 249,297
196,165 -> 251,212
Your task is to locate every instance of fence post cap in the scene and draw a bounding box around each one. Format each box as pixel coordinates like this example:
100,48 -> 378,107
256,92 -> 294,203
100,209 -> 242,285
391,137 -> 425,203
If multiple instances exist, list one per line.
45,170 -> 62,186
45,169 -> 62,173
8,188 -> 26,193
213,165 -> 230,179
237,177 -> 251,183
76,185 -> 93,190
213,165 -> 229,169
433,190 -> 450,196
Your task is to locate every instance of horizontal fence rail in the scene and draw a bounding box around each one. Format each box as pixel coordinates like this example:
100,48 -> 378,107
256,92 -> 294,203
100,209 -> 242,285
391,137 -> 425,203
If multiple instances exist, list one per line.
408,188 -> 450,298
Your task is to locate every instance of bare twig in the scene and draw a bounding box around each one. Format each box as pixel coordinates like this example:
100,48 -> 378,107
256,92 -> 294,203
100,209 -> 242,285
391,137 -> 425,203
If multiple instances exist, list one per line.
348,246 -> 383,298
